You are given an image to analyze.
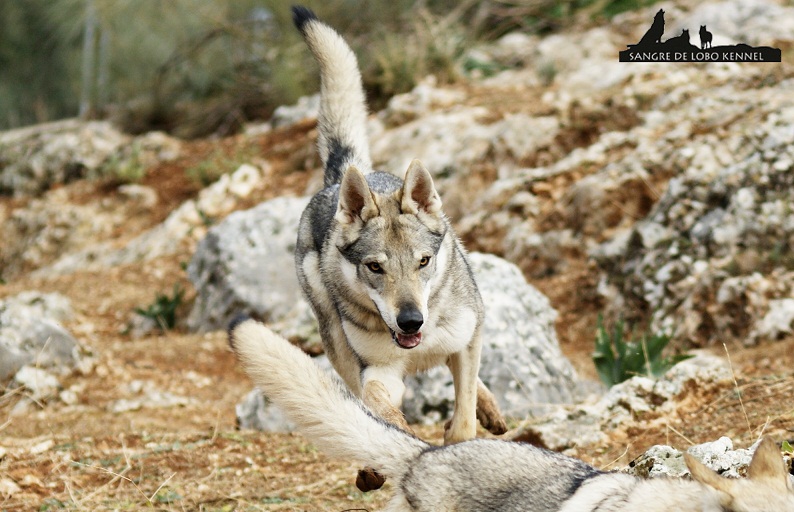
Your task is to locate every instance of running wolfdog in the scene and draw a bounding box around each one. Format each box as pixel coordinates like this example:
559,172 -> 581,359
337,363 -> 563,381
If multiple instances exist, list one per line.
290,5 -> 506,490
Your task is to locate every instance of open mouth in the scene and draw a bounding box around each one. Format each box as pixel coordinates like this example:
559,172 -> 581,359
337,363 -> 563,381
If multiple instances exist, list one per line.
390,329 -> 422,349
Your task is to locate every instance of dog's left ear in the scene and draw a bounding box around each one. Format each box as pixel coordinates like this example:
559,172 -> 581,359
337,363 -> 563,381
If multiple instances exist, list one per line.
401,160 -> 442,215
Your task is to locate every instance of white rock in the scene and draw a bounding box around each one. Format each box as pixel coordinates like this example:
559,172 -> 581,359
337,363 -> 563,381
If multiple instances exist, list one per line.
29,439 -> 54,455
13,366 -> 61,400
755,298 -> 794,340
0,478 -> 21,497
187,196 -> 311,332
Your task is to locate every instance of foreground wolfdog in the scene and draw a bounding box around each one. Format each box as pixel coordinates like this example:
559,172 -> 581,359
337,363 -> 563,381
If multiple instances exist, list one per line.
230,319 -> 794,512
291,2 -> 506,467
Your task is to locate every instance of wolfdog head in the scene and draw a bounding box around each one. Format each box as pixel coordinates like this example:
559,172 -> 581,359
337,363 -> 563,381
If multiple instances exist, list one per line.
332,160 -> 448,349
685,437 -> 794,511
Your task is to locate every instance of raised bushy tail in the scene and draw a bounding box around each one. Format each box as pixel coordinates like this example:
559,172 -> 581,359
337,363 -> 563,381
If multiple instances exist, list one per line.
229,319 -> 427,478
292,6 -> 372,186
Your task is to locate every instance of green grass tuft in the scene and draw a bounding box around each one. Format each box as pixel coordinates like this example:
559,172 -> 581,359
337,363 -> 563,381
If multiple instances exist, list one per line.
592,314 -> 692,387
134,283 -> 185,331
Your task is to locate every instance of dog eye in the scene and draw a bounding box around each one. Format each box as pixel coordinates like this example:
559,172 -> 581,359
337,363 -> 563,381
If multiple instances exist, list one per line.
366,262 -> 383,273
419,257 -> 430,268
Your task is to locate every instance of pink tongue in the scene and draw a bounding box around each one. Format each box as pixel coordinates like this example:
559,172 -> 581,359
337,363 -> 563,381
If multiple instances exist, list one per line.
396,332 -> 421,349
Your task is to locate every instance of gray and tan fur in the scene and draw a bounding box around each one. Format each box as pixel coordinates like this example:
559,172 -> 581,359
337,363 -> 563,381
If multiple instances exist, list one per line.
291,2 -> 505,458
230,320 -> 794,512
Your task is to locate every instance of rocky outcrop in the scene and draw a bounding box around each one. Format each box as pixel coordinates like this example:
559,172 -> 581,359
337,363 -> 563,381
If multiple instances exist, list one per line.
28,163 -> 267,280
508,353 -> 732,450
595,106 -> 794,345
0,120 -> 180,197
0,120 -> 129,196
187,196 -> 310,332
0,292 -> 86,408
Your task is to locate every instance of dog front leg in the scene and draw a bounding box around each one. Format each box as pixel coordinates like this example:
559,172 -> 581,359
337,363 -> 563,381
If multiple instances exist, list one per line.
361,369 -> 413,432
444,333 -> 482,445
357,369 -> 412,493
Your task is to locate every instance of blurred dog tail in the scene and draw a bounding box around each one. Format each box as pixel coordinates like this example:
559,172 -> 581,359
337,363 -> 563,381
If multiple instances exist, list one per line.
229,318 -> 427,478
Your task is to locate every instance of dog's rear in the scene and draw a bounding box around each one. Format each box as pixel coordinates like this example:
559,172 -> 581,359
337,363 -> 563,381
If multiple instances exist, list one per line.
230,319 -> 794,511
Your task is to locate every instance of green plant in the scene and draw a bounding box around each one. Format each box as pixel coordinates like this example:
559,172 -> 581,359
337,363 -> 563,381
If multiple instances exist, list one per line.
367,9 -> 468,100
99,145 -> 147,184
185,146 -> 256,186
134,283 -> 185,331
592,315 -> 692,387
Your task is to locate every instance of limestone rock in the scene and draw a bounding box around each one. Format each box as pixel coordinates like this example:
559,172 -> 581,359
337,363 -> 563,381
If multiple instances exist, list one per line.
187,196 -> 310,332
0,292 -> 78,382
629,436 -> 763,480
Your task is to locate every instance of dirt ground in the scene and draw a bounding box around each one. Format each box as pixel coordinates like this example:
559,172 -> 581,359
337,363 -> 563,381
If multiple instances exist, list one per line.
2,97 -> 794,511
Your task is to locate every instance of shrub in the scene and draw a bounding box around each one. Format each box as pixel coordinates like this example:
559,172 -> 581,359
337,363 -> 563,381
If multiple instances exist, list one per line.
185,145 -> 256,186
99,143 -> 147,184
134,284 -> 185,331
592,315 -> 691,387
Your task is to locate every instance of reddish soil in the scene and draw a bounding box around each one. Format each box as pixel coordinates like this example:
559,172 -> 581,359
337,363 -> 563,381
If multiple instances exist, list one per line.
1,96 -> 792,511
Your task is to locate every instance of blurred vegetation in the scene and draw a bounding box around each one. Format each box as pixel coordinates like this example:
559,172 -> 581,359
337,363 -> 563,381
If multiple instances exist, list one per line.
185,145 -> 259,186
0,0 -> 657,138
134,283 -> 186,331
592,315 -> 692,387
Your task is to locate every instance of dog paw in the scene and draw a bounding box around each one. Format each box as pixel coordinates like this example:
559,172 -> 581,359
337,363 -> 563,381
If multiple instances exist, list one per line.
479,413 -> 508,436
477,409 -> 507,436
476,392 -> 508,435
356,467 -> 386,492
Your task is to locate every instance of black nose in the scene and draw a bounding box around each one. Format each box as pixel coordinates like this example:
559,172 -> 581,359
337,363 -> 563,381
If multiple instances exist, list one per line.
396,308 -> 423,334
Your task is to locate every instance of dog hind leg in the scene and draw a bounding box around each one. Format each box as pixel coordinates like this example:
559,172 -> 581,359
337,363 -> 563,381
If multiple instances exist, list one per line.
476,379 -> 507,435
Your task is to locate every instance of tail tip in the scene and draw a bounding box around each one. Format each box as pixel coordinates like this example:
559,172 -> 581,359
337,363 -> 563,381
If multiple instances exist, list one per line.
291,5 -> 318,33
227,314 -> 252,351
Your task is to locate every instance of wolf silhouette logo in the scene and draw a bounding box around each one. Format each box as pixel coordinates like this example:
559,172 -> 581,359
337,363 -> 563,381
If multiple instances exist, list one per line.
700,25 -> 713,49
619,9 -> 781,62
633,9 -> 665,48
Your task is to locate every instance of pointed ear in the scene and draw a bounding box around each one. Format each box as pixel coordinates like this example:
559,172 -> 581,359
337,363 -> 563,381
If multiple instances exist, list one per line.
747,437 -> 789,490
401,160 -> 442,215
336,166 -> 379,224
685,452 -> 734,495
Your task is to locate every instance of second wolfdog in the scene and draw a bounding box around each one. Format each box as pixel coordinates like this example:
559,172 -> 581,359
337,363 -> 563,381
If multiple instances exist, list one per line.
291,3 -> 506,471
230,320 -> 794,512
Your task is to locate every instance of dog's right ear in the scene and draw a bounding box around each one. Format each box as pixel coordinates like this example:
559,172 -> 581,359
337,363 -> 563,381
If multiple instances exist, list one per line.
336,166 -> 379,224
746,437 -> 789,490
